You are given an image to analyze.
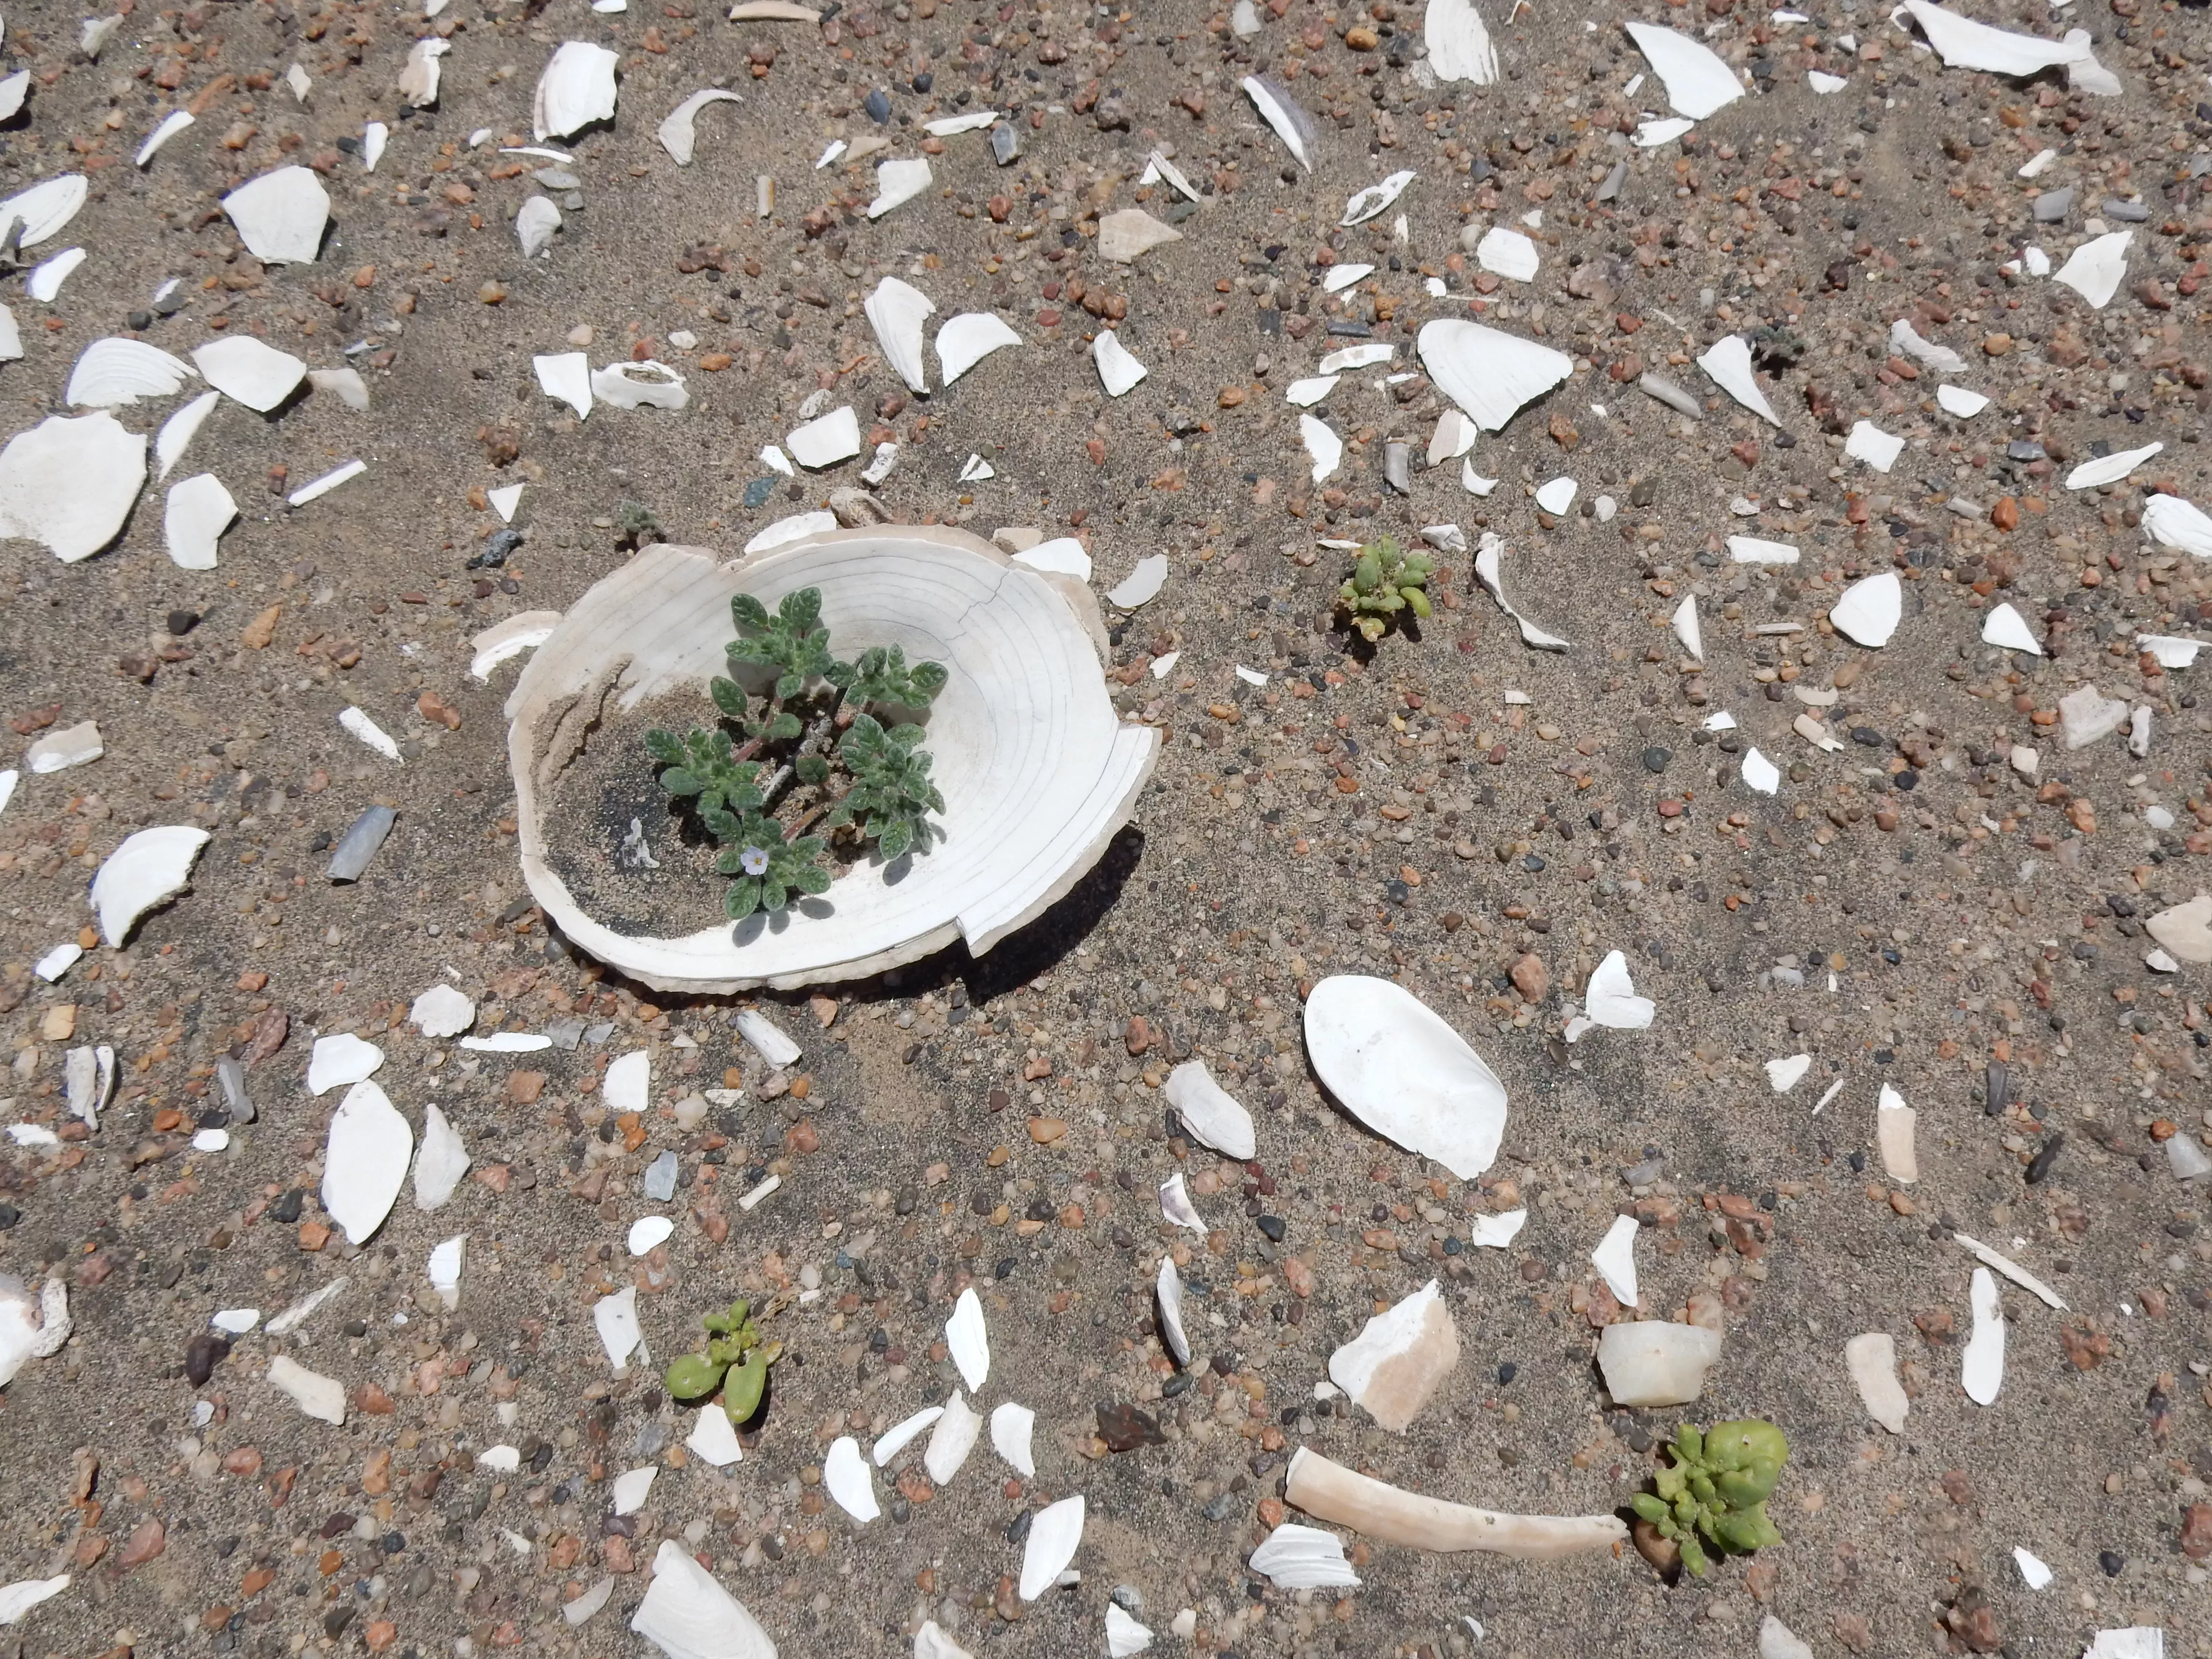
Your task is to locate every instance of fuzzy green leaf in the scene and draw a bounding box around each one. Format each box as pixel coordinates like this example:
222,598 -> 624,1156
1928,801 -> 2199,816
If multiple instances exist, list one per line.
710,677 -> 749,718
725,878 -> 762,920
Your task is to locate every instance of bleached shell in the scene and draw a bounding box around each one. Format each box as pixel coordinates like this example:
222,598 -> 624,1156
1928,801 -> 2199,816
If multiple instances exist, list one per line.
593,361 -> 687,413
1417,320 -> 1571,433
731,1010 -> 799,1069
1633,116 -> 1697,149
1583,950 -> 1653,1029
2012,1549 -> 2053,1590
90,825 -> 207,946
1590,1214 -> 1639,1305
2053,229 -> 2133,310
535,352 -> 593,419
915,1623 -> 975,1659
1139,149 -> 1202,201
630,1540 -> 778,1659
322,1080 -> 412,1244
1466,1209 -> 1526,1248
1105,1606 -> 1153,1658
1098,208 -> 1183,263
1937,384 -> 1989,418
1241,74 -> 1316,169
222,166 -> 329,263
0,175 -> 88,247
1696,335 -> 1781,424
0,305 -> 18,363
66,337 -> 195,408
1161,1059 -> 1255,1159
427,1235 -> 465,1310
872,1406 -> 942,1466
989,1402 -> 1035,1477
1341,169 -> 1415,227
308,1032 -> 383,1094
517,195 -> 562,258
535,42 -> 620,141
2142,493 -> 2212,556
164,473 -> 236,571
472,611 -> 560,681
1844,421 -> 1904,474
2068,440 -> 2162,491
1624,20 -> 1744,118
308,367 -> 369,411
867,156 -> 933,218
824,1436 -> 878,1522
1765,1053 -> 1811,1092
1107,554 -> 1168,609
1982,601 -> 2043,655
946,1286 -> 990,1392
924,109 -> 999,136
1533,477 -> 1575,516
194,336 -> 307,412
787,406 -> 861,467
937,313 -> 1021,386
923,1390 -> 982,1484
1876,1083 -> 1918,1182
1424,0 -> 1498,84
1158,1172 -> 1207,1234
1427,409 -> 1477,466
1298,415 -> 1342,483
1302,975 -> 1508,1180
1328,1279 -> 1456,1431
1156,1257 -> 1191,1366
1903,0 -> 2088,76
27,247 -> 86,304
603,1050 -> 650,1112
1012,537 -> 1088,579
1844,1332 -> 1909,1432
687,1403 -> 744,1466
729,0 -> 821,14
1731,535 -> 1798,564
1829,570 -> 1901,647
744,510 -> 835,554
594,1285 -> 642,1368
627,1214 -> 673,1256
398,37 -> 448,107
0,411 -> 147,563
1018,1494 -> 1084,1601
506,531 -> 1156,992
26,721 -> 100,773
362,122 -> 388,172
865,277 -> 936,394
658,88 -> 742,165
0,1575 -> 70,1625
411,984 -> 476,1038
266,1355 -> 347,1425
1596,1320 -> 1719,1407
1474,227 -> 1539,282
1250,1523 -> 1361,1590
156,391 -> 219,480
1284,1446 -> 1625,1558
1760,1616 -> 1816,1659
2147,894 -> 2212,964
413,1101 -> 471,1210
1961,1265 -> 2005,1405
1094,329 -> 1148,397
0,69 -> 27,123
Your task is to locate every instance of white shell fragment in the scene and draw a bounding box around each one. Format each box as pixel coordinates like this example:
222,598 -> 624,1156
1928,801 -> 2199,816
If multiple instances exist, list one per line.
2054,230 -> 2133,310
2012,1547 -> 2053,1590
322,1080 -> 412,1244
866,277 -> 935,394
1766,1054 -> 1811,1092
946,1287 -> 990,1393
472,611 -> 561,681
1596,1320 -> 1721,1407
734,1009 -> 801,1068
1533,477 -> 1575,516
535,42 -> 620,141
603,1050 -> 650,1113
288,462 -> 362,506
2065,440 -> 2162,491
1094,329 -> 1148,397
411,984 -> 477,1039
398,37 -> 448,107
922,1389 -> 982,1485
26,247 -> 86,304
824,1436 -> 878,1522
2059,682 -> 2130,750
1161,1060 -> 1256,1159
194,336 -> 307,412
786,406 -> 860,467
1741,747 -> 1780,795
0,1575 -> 70,1626
745,511 -> 836,557
916,1623 -> 975,1659
1341,170 -> 1415,227
1466,1209 -> 1527,1249
1590,1214 -> 1639,1306
871,1406 -> 941,1466
936,313 -> 1021,385
90,825 -> 208,946
1425,0 -> 1498,84
1105,1604 -> 1153,1658
1844,420 -> 1905,474
687,1404 -> 743,1467
1583,950 -> 1654,1029
266,1355 -> 347,1425
1731,535 -> 1799,565
1962,1265 -> 2005,1406
1474,226 -> 1539,283
308,367 -> 369,411
594,1285 -> 642,1369
1098,208 -> 1183,262
1250,1524 -> 1361,1591
427,1235 -> 465,1310
516,195 -> 562,258
1428,409 -> 1478,466
1474,532 -> 1568,651
1156,1257 -> 1191,1366
1419,320 -> 1572,433
593,361 -> 688,412
1241,75 -> 1317,169
1938,384 -> 1990,418
658,88 -> 742,165
2142,493 -> 2212,556
156,391 -> 219,480
0,412 -> 147,563
1108,554 -> 1169,609
0,71 -> 28,124
1018,1495 -> 1084,1601
924,109 -> 1000,137
2082,1633 -> 2166,1659
1951,1232 -> 2067,1310
222,166 -> 329,263
1624,21 -> 1744,119
164,474 -> 236,571
535,352 -> 593,419
1284,1447 -> 1626,1558
1982,602 -> 2043,655
1328,1279 -> 1457,1432
1299,415 -> 1342,483
1876,1083 -> 1918,1182
413,1101 -> 471,1210
1844,1332 -> 1909,1432
630,1540 -> 778,1659
25,721 -> 100,773
1158,1173 -> 1208,1234
1903,1 -> 2114,94
989,1403 -> 1036,1478
0,176 -> 88,248
2147,894 -> 2212,964
66,338 -> 194,409
867,156 -> 934,219
0,306 -> 18,363
1304,976 -> 1508,1180
1829,570 -> 1901,647
338,705 -> 400,760
1890,318 -> 1966,374
1760,1617 -> 1816,1659
2139,634 -> 2204,669
1696,336 -> 1781,425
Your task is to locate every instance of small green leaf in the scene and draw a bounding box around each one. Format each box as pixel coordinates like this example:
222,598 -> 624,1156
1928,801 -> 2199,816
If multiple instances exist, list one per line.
731,594 -> 769,629
710,677 -> 748,718
723,1349 -> 769,1423
795,755 -> 830,785
661,767 -> 702,797
878,818 -> 913,861
726,878 -> 762,920
645,729 -> 686,765
1402,586 -> 1432,618
793,864 -> 832,896
768,711 -> 803,741
1630,1493 -> 1669,1524
664,1354 -> 724,1401
762,878 -> 788,912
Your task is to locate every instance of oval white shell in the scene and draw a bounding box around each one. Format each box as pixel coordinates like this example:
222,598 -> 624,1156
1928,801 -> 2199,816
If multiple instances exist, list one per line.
1301,975 -> 1508,1179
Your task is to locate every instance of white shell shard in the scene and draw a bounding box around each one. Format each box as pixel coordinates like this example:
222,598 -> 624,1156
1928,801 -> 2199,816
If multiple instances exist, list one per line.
1286,371 -> 1339,406
1107,554 -> 1169,610
66,337 -> 195,408
2058,682 -> 2129,750
413,1101 -> 471,1210
1624,21 -> 1744,119
398,37 -> 448,107
322,1079 -> 412,1244
287,455 -> 361,499
924,109 -> 1000,137
1155,1257 -> 1191,1366
1105,1604 -> 1153,1658
1937,383 -> 1989,418
866,156 -> 933,218
605,1464 -> 659,1518
1018,1494 -> 1084,1601
1250,1523 -> 1361,1590
688,1403 -> 743,1466
2082,1633 -> 2165,1659
923,1389 -> 982,1484
213,1309 -> 264,1336
562,1576 -> 616,1627
1844,1332 -> 1908,1432
307,366 -> 369,411
1284,1446 -> 1627,1558
362,121 -> 388,172
1950,1232 -> 2067,1310
1695,335 -> 1781,425
1844,420 -> 1904,474
1982,602 -> 2042,655
1903,0 -> 2092,77
2053,229 -> 2133,310
164,473 -> 236,571
411,984 -> 477,1038
427,1235 -> 465,1310
1876,1083 -> 1918,1182
266,1355 -> 347,1425
658,88 -> 742,164
1159,1172 -> 1208,1234
1425,0 -> 1498,84
1300,415 -> 1342,483
1098,207 -> 1183,262
535,351 -> 593,419
1741,746 -> 1780,795
1428,409 -> 1478,466
916,1623 -> 975,1659
959,454 -> 994,482
1889,318 -> 1966,374
1094,329 -> 1148,397
1161,1060 -> 1256,1160
627,1214 -> 673,1258
1418,320 -> 1572,433
1962,1265 -> 2004,1406
265,1277 -> 349,1337
338,705 -> 400,760
0,176 -> 88,247
35,942 -> 81,983
1319,343 -> 1393,374
865,276 -> 935,393
731,1010 -> 800,1069
0,306 -> 17,363
458,1031 -> 551,1054
936,313 -> 1021,386
63,1044 -> 113,1126
1765,1053 -> 1811,1093
630,1540 -> 778,1659
0,411 -> 146,563
989,1402 -> 1035,1477
1474,532 -> 1568,651
1760,1616 -> 1816,1659
26,720 -> 100,773
156,391 -> 219,480
1241,74 -> 1317,169
2066,441 -> 2162,491
1596,1319 -> 1720,1407
1730,535 -> 1798,564
1328,1279 -> 1457,1432
2147,894 -> 2212,964
1012,537 -> 1088,580
90,825 -> 207,946
516,195 -> 562,258
787,405 -> 861,468
1474,227 -> 1539,283
603,1049 -> 651,1113
1341,169 -> 1415,227
594,1284 -> 642,1368
1583,950 -> 1654,1029
1533,477 -> 1575,515
0,69 -> 27,123
472,611 -> 561,680
1633,116 -> 1696,149
1302,975 -> 1508,1180
871,1406 -> 942,1466
593,360 -> 688,412
2142,493 -> 2212,556
1139,149 -> 1202,202
488,484 -> 524,523
193,336 -> 306,412
1829,570 -> 1901,647
25,246 -> 84,304
2012,1547 -> 2053,1590
1663,593 -> 1705,662
535,42 -> 620,141
946,1286 -> 990,1392
743,510 -> 837,553
221,166 -> 328,264
1466,1208 -> 1527,1248
1590,1214 -> 1639,1305
0,1576 -> 71,1626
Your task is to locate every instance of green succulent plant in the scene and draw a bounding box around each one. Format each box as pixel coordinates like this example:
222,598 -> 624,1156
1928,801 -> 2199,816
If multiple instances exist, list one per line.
1335,535 -> 1435,643
1630,1419 -> 1789,1577
728,588 -> 838,700
644,726 -> 765,816
663,1298 -> 785,1426
615,500 -> 662,550
828,712 -> 946,862
829,643 -> 950,711
703,808 -> 831,921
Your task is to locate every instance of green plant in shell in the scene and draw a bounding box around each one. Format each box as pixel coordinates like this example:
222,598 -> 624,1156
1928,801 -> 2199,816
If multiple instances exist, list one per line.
662,1298 -> 784,1425
1336,535 -> 1435,643
1628,1419 -> 1789,1577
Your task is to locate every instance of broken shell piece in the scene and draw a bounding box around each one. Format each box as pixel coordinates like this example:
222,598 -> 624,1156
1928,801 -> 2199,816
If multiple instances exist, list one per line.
1696,336 -> 1782,425
2065,440 -> 2161,491
338,705 -> 401,761
411,984 -> 476,1039
1741,747 -> 1780,795
1583,950 -> 1653,1029
362,122 -> 388,172
946,1286 -> 989,1393
1473,533 -> 1568,652
1889,318 -> 1966,374
1341,169 -> 1415,227
1303,975 -> 1508,1179
0,70 -> 28,124
872,1406 -> 941,1467
63,1045 -> 114,1128
534,352 -> 592,419
1624,20 -> 1744,118
0,175 -> 88,248
1105,1604 -> 1153,1659
1318,342 -> 1392,374
1474,227 -> 1539,283
1241,74 -> 1317,169
1425,0 -> 1498,84
1108,554 -> 1169,609
1466,1209 -> 1526,1249
1950,1232 -> 2066,1310
398,37 -> 448,107
594,1284 -> 641,1368
516,195 -> 562,258
1162,1060 -> 1256,1159
26,247 -> 85,303
1902,0 -> 2090,77
1158,1173 -> 1208,1235
923,1389 -> 982,1485
413,1101 -> 470,1210
1982,602 -> 2042,655
1669,594 -> 1703,661
194,336 -> 306,412
658,88 -> 741,165
267,1355 -> 347,1425
1760,1616 -> 1816,1659
2137,634 -> 2203,669
603,1051 -> 650,1113
287,455 -> 363,501
535,42 -> 620,141
1765,1053 -> 1811,1092
1418,320 -> 1572,433
0,306 -> 18,364
90,825 -> 208,947
0,411 -> 147,563
786,406 -> 860,467
1876,1084 -> 1917,1182
1018,1494 -> 1084,1601
1730,535 -> 1798,565
1533,477 -> 1575,515
1427,409 -> 1478,467
26,721 -> 100,773
221,166 -> 329,263
630,1541 -> 776,1659
156,391 -> 219,480
688,1403 -> 743,1467
1098,208 -> 1183,263
2058,683 -> 2129,750
1156,1258 -> 1191,1367
627,1215 -> 674,1258
1937,384 -> 1990,418
0,1576 -> 70,1626
66,338 -> 195,408
1590,1214 -> 1639,1305
427,1235 -> 465,1310
865,277 -> 935,394
1596,1320 -> 1720,1407
2146,893 -> 2212,964
164,473 -> 236,571
2141,493 -> 2212,556
916,1623 -> 974,1659
592,361 -> 687,412
1298,415 -> 1342,484
989,1403 -> 1035,1477
735,1009 -> 801,1068
2053,229 -> 2133,310
1829,570 -> 1901,648
1012,537 -> 1087,579
1844,1332 -> 1909,1432
2012,1547 -> 2053,1590
307,367 -> 369,411
322,1080 -> 412,1244
471,611 -> 561,681
867,156 -> 933,218
743,511 -> 836,554
823,1436 -> 878,1523
936,313 -> 1021,386
608,1467 -> 658,1521
1961,1265 -> 2004,1406
1844,420 -> 1905,474
1094,329 -> 1148,397
1250,1524 -> 1361,1591
1634,117 -> 1696,149
1285,1447 -> 1627,1559
924,109 -> 999,137
1327,1279 -> 1457,1432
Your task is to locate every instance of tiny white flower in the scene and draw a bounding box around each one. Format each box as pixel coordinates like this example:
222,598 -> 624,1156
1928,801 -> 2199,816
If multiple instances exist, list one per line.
740,846 -> 771,876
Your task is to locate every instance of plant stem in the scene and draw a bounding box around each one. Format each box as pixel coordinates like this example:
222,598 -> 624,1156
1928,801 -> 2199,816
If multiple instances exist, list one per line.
758,690 -> 849,812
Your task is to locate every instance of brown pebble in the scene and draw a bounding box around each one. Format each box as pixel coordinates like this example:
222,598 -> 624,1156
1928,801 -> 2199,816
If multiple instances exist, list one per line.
1026,1116 -> 1068,1144
1509,953 -> 1548,1001
117,1517 -> 166,1570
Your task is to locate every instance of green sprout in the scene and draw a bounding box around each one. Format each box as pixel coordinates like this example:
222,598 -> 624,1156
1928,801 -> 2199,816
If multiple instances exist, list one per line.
704,808 -> 830,921
1630,1419 -> 1789,1577
728,588 -> 838,701
663,1298 -> 785,1426
615,501 -> 661,550
1335,535 -> 1434,644
827,713 -> 946,862
644,726 -> 764,816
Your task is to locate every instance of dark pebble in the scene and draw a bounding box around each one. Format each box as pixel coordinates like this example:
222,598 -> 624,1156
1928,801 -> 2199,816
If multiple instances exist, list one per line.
1006,1510 -> 1033,1545
1255,1214 -> 1285,1242
2099,1551 -> 2125,1576
1497,1361 -> 1517,1384
2024,1133 -> 2065,1185
1642,745 -> 1671,773
864,88 -> 891,122
183,1332 -> 231,1387
271,1189 -> 304,1224
0,1202 -> 18,1231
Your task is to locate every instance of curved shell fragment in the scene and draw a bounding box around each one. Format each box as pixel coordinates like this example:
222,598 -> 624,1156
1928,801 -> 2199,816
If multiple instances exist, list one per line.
865,277 -> 936,393
1417,320 -> 1572,433
66,337 -> 195,408
194,336 -> 308,412
221,166 -> 330,264
935,312 -> 1021,385
164,473 -> 237,570
90,825 -> 208,946
0,411 -> 147,564
1302,975 -> 1508,1179
321,1080 -> 413,1245
658,87 -> 742,165
534,42 -> 620,141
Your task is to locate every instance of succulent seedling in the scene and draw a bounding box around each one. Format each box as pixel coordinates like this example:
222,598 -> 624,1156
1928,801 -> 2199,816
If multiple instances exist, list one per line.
1630,1419 -> 1789,1576
828,712 -> 945,861
1335,535 -> 1435,644
663,1298 -> 785,1426
614,500 -> 662,550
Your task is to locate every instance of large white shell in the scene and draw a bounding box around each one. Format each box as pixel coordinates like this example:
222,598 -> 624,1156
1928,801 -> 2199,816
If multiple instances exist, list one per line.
1903,0 -> 2089,76
989,1402 -> 1035,1477
1829,571 -> 1901,648
222,166 -> 329,263
164,473 -> 236,570
1018,1494 -> 1084,1601
322,1080 -> 412,1244
946,1286 -> 990,1392
1624,21 -> 1743,119
1417,320 -> 1572,433
413,1100 -> 470,1209
1302,976 -> 1508,1179
1156,1256 -> 1191,1366
1844,421 -> 1904,474
1474,226 -> 1539,283
194,336 -> 307,412
0,175 -> 88,247
1424,0 -> 1497,84
658,88 -> 742,164
865,277 -> 935,393
505,531 -> 1157,992
535,42 -> 620,141
1961,1266 -> 2004,1405
2142,493 -> 2212,556
1161,1059 -> 1255,1159
936,313 -> 1021,385
630,1540 -> 778,1659
411,983 -> 477,1038
1241,74 -> 1315,169
1250,1523 -> 1361,1590
65,337 -> 195,408
90,825 -> 207,945
0,411 -> 146,563
1328,1279 -> 1456,1431
308,1033 -> 383,1094
1596,1320 -> 1719,1407
593,360 -> 687,411
2054,230 -> 2133,310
